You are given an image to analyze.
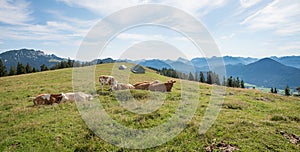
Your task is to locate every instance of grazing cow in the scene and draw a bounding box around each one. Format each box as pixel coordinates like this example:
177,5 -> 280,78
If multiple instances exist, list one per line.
149,80 -> 176,92
133,80 -> 160,90
99,75 -> 118,91
113,83 -> 135,90
65,92 -> 93,102
33,93 -> 68,106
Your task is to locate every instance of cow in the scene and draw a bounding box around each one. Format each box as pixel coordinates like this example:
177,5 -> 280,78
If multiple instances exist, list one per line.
99,75 -> 118,91
112,83 -> 135,90
133,80 -> 160,90
33,93 -> 68,106
133,81 -> 150,90
149,80 -> 176,92
65,92 -> 93,101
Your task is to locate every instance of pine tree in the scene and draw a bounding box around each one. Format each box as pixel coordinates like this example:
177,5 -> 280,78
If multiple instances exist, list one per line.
296,87 -> 300,95
227,76 -> 233,87
285,85 -> 291,96
17,62 -> 25,75
9,66 -> 16,76
0,59 -> 7,77
214,72 -> 220,85
32,67 -> 37,73
236,77 -> 241,88
274,88 -> 278,94
222,76 -> 226,86
241,80 -> 245,88
188,72 -> 194,81
25,63 -> 32,73
232,78 -> 237,87
200,72 -> 205,83
207,71 -> 212,84
40,64 -> 48,71
194,72 -> 198,81
67,58 -> 73,67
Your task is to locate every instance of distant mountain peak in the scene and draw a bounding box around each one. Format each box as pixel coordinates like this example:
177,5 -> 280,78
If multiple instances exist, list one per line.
176,57 -> 189,63
0,49 -> 65,70
253,58 -> 282,65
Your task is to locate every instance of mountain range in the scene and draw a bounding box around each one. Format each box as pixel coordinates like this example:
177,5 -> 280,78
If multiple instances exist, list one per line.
1,49 -> 299,89
0,49 -> 64,70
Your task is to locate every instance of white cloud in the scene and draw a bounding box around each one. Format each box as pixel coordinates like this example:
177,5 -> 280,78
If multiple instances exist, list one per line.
57,0 -> 144,15
161,0 -> 227,16
278,42 -> 300,51
240,0 -> 262,8
220,33 -> 235,40
58,0 -> 228,17
241,0 -> 300,35
0,0 -> 32,25
117,33 -> 165,41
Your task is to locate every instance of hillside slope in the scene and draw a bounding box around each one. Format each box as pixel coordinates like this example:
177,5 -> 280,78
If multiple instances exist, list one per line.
0,63 -> 299,151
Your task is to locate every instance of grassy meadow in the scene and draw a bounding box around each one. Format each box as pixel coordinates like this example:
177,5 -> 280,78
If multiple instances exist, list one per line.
0,63 -> 299,151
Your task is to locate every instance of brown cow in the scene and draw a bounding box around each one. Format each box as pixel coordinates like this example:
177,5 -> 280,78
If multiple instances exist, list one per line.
133,81 -> 150,90
133,80 -> 160,90
33,93 -> 68,106
112,83 -> 135,90
149,80 -> 176,92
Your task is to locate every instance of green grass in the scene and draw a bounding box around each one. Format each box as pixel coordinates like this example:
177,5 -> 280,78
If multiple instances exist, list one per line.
0,63 -> 300,151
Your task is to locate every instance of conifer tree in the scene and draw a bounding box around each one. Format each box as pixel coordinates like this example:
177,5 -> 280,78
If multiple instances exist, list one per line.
222,76 -> 226,86
200,72 -> 205,83
194,72 -> 198,81
207,71 -> 213,84
285,85 -> 291,96
0,59 -> 7,77
25,63 -> 32,73
188,72 -> 194,81
274,88 -> 278,94
9,66 -> 16,76
236,77 -> 241,88
17,62 -> 25,75
214,72 -> 220,85
241,80 -> 245,88
296,87 -> 300,95
227,76 -> 233,87
40,64 -> 48,71
32,67 -> 37,73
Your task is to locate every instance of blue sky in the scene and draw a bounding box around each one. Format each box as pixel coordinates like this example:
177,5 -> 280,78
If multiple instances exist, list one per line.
0,0 -> 299,60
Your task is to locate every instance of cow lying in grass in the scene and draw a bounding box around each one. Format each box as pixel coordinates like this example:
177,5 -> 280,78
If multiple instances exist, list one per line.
99,75 -> 118,91
33,93 -> 68,106
149,80 -> 176,92
64,92 -> 93,101
112,83 -> 135,90
133,80 -> 176,92
133,80 -> 160,90
133,81 -> 151,90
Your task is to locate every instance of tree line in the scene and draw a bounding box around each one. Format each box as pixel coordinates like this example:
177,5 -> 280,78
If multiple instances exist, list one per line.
152,67 -> 245,88
0,58 -> 92,77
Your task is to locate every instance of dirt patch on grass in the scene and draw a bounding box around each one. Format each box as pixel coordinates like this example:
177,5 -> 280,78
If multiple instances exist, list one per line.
205,140 -> 239,152
222,100 -> 249,110
278,130 -> 299,145
255,97 -> 272,102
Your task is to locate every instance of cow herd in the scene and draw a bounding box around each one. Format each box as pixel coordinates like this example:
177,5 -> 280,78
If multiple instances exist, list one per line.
99,75 -> 176,92
31,75 -> 176,106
